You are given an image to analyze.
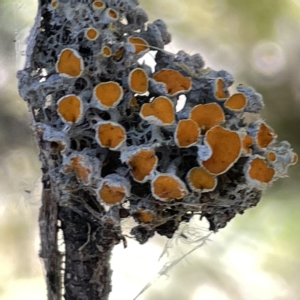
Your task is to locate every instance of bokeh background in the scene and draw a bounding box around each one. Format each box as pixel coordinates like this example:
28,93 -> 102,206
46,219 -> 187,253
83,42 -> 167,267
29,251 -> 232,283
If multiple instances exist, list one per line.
0,0 -> 299,299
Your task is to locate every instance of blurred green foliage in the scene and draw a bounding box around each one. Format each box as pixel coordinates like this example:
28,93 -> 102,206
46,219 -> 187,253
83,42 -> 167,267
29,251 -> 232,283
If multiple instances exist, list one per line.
0,0 -> 299,299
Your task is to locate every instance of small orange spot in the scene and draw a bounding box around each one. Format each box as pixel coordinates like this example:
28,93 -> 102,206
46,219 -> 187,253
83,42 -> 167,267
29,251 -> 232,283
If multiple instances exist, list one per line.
153,69 -> 191,95
108,8 -> 118,19
109,24 -> 116,31
202,125 -> 241,175
242,134 -> 252,154
248,157 -> 274,183
151,174 -> 187,201
92,0 -> 105,8
101,46 -> 111,57
214,78 -> 227,99
96,121 -> 126,150
135,209 -> 155,223
99,182 -> 126,204
50,141 -> 66,152
63,155 -> 91,184
94,81 -> 123,109
113,47 -> 124,61
51,0 -> 58,8
175,119 -> 200,147
187,167 -> 217,192
266,151 -> 276,162
57,94 -> 82,123
128,36 -> 149,54
128,97 -> 138,107
189,103 -> 225,132
256,122 -> 276,148
85,27 -> 99,40
129,68 -> 148,94
127,149 -> 157,182
290,152 -> 298,165
224,93 -> 247,111
56,48 -> 83,78
140,96 -> 175,125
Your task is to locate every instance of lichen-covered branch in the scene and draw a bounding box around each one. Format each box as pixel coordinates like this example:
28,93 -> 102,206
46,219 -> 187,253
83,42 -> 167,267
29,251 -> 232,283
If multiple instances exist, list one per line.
17,0 -> 296,299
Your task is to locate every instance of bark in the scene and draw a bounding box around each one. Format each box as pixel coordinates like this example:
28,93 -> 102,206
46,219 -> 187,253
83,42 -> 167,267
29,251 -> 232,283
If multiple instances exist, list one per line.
39,182 -> 62,300
59,204 -> 114,300
20,1 -> 124,296
39,174 -> 118,300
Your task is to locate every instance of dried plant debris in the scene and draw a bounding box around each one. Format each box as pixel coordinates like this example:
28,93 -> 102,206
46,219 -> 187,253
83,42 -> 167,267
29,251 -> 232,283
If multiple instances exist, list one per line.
18,0 -> 296,245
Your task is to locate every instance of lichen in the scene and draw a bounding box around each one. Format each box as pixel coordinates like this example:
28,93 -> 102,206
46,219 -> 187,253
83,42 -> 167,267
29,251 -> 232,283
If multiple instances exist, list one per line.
18,0 -> 296,246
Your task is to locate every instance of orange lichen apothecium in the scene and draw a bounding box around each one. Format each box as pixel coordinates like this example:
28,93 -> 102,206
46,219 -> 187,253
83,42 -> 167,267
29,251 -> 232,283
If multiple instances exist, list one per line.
202,125 -> 241,175
98,181 -> 127,205
50,140 -> 66,152
63,155 -> 91,185
224,93 -> 247,111
248,157 -> 275,183
256,122 -> 276,148
290,152 -> 298,165
140,96 -> 174,125
127,149 -> 157,182
129,68 -> 148,94
266,151 -> 276,162
153,68 -> 191,95
214,78 -> 227,99
51,0 -> 58,8
57,94 -> 82,123
96,121 -> 126,150
187,167 -> 217,192
93,81 -> 123,109
92,0 -> 105,9
128,36 -> 149,54
113,46 -> 124,61
56,48 -> 84,78
189,103 -> 225,132
128,97 -> 138,107
101,46 -> 112,57
85,27 -> 99,40
135,209 -> 155,223
242,134 -> 253,154
151,174 -> 187,201
107,8 -> 119,20
175,119 -> 199,147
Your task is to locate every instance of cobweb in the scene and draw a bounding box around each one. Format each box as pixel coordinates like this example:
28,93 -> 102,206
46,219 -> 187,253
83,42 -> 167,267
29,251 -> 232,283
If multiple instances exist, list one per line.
12,0 -> 38,70
109,215 -> 212,300
133,221 -> 212,300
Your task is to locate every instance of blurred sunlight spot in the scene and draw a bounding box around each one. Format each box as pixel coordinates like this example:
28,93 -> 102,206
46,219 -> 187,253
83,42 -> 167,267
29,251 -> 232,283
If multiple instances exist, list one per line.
208,44 -> 240,74
239,272 -> 290,300
2,277 -> 46,300
140,0 -> 188,24
223,244 -> 290,300
110,232 -> 166,300
196,0 -> 227,16
192,284 -> 229,300
14,0 -> 38,24
252,41 -> 286,76
292,0 -> 300,7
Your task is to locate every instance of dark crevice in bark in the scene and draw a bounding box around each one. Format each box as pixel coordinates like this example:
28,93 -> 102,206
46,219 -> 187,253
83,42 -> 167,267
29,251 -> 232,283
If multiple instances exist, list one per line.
59,205 -> 115,300
39,184 -> 63,300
